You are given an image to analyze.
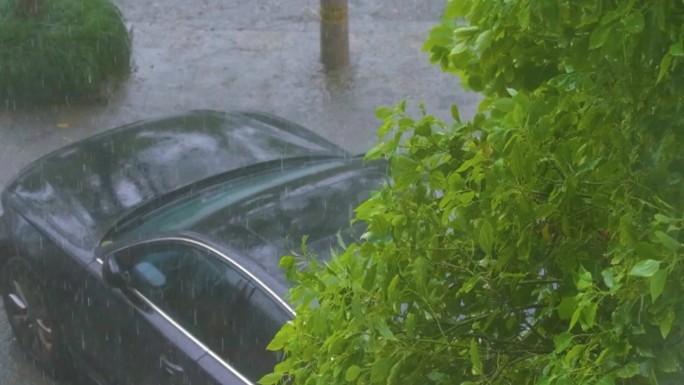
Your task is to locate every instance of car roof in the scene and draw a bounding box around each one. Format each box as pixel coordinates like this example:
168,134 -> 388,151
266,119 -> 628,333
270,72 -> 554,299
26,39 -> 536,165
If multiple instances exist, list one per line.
3,110 -> 347,255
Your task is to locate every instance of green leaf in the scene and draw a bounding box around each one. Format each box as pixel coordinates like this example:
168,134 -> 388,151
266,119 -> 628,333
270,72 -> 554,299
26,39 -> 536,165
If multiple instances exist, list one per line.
669,42 -> 684,57
478,221 -> 494,255
456,154 -> 483,172
279,255 -> 295,269
445,0 -> 470,18
558,297 -> 576,320
375,107 -> 394,120
412,257 -> 429,287
429,170 -> 447,190
659,309 -> 675,338
601,269 -> 614,289
657,53 -> 673,83
387,274 -> 400,301
414,122 -> 432,137
474,30 -> 493,53
654,213 -> 676,223
345,365 -> 362,382
267,322 -> 293,351
564,344 -> 584,363
377,121 -> 393,138
518,6 -> 530,29
451,104 -> 461,123
623,11 -> 645,34
469,339 -> 482,375
600,10 -> 620,25
493,97 -> 515,112
580,302 -> 598,330
387,359 -> 403,385
258,372 -> 283,385
457,191 -> 476,205
459,276 -> 479,294
390,214 -> 407,227
375,319 -> 397,340
553,331 -> 573,351
616,362 -> 640,378
649,269 -> 667,302
549,74 -> 579,91
589,24 -> 612,49
629,259 -> 660,277
391,155 -> 421,189
362,263 -> 378,290
364,143 -> 384,161
371,358 -> 393,383
425,25 -> 454,48
576,267 -> 593,290
655,231 -> 680,251
597,376 -> 616,385
569,306 -> 582,330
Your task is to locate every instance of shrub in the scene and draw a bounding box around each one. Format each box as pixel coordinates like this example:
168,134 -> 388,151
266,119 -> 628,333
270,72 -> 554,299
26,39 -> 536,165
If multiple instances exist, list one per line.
267,1 -> 684,385
0,0 -> 131,105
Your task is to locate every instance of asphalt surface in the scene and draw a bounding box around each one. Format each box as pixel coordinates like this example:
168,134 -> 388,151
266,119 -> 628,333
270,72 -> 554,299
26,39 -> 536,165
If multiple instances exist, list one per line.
0,1 -> 480,384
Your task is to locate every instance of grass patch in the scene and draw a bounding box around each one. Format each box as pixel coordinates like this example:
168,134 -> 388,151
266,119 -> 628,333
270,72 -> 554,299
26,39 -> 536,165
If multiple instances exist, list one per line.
0,0 -> 131,105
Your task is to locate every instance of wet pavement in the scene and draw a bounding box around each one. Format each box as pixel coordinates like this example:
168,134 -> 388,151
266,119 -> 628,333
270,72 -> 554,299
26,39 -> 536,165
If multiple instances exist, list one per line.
0,1 -> 480,384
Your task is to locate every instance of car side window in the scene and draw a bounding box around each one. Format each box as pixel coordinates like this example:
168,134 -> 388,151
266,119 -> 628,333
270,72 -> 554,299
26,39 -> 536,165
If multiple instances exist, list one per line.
114,241 -> 291,383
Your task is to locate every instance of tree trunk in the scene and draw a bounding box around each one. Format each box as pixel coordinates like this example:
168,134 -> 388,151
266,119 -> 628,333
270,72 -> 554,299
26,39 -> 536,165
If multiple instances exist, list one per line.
15,0 -> 43,17
320,0 -> 349,71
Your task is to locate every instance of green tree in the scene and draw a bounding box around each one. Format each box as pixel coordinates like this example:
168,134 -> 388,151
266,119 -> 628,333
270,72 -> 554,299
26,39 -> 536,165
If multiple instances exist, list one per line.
266,1 -> 684,384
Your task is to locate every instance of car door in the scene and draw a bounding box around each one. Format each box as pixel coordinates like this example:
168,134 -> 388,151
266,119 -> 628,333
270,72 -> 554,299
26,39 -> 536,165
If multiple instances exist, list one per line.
81,238 -> 291,384
65,240 -> 219,385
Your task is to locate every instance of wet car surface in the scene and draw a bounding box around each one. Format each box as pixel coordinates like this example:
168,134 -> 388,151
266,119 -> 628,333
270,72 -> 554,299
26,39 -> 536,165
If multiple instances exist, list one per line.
0,111 -> 385,385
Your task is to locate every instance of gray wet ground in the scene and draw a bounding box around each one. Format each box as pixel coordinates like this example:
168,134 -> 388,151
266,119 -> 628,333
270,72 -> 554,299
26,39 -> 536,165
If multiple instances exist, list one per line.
0,1 -> 480,384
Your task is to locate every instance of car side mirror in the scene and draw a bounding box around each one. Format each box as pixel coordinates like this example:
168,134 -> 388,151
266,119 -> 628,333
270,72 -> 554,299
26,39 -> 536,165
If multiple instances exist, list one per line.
102,254 -> 130,289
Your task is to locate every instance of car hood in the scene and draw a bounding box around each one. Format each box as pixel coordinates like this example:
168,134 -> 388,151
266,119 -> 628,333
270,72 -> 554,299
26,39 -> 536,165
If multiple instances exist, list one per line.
2,110 -> 347,253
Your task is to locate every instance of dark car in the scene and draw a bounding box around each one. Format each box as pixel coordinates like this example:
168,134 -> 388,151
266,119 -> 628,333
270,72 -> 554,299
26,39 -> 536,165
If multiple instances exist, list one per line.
0,110 -> 386,385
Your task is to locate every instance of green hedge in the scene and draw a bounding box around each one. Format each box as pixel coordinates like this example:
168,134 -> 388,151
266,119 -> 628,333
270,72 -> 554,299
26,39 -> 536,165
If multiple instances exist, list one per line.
0,0 -> 131,105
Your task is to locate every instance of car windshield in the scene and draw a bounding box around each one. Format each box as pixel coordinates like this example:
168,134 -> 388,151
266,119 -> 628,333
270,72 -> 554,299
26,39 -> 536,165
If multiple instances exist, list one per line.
126,159 -> 347,236
120,158 -> 385,287
189,165 -> 386,286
